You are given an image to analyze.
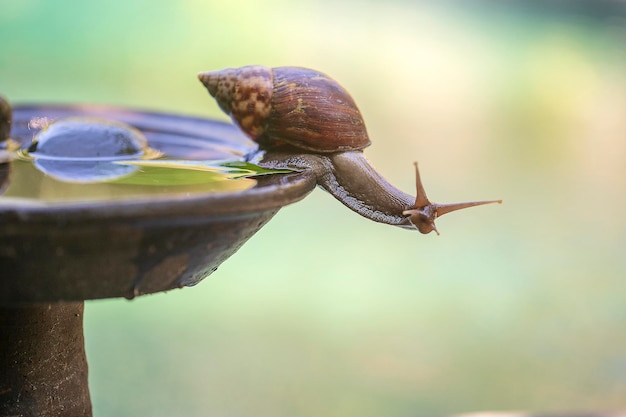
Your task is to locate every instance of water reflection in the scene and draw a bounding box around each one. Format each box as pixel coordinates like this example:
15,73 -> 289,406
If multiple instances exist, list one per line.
0,107 -> 261,203
2,159 -> 255,202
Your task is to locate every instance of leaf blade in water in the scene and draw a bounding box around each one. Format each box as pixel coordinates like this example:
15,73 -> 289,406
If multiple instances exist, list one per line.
114,160 -> 293,186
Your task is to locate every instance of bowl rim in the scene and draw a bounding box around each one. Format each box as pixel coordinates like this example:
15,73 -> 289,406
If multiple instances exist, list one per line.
0,104 -> 317,223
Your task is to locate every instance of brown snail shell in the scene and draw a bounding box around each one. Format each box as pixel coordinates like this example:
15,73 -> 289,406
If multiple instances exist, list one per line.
198,66 -> 371,153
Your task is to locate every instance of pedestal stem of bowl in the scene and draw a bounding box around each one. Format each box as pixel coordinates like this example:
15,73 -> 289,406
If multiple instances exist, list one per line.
0,302 -> 92,417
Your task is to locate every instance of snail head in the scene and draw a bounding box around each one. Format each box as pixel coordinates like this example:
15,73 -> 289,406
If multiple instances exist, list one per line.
403,162 -> 502,234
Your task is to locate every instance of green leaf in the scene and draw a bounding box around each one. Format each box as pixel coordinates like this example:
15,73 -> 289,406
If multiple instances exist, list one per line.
221,161 -> 294,176
112,160 -> 294,186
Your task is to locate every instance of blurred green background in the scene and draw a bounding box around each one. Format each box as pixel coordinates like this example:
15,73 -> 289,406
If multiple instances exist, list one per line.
2,1 -> 626,416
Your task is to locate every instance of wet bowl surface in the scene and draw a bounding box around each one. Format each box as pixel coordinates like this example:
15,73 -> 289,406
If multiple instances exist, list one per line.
0,105 -> 316,303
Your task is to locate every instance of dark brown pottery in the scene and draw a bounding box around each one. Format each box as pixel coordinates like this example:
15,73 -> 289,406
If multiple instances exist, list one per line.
0,104 -> 316,416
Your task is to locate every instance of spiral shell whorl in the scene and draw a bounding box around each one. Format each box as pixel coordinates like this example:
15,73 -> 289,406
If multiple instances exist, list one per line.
198,66 -> 273,140
268,67 -> 371,152
198,68 -> 237,114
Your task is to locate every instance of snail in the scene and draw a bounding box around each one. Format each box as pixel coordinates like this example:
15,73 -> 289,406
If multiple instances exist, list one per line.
198,66 -> 501,234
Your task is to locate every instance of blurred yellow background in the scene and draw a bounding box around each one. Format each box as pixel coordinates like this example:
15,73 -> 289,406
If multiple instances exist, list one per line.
2,1 -> 626,416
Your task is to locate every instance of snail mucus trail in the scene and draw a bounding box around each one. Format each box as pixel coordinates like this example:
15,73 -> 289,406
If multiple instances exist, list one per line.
198,66 -> 501,234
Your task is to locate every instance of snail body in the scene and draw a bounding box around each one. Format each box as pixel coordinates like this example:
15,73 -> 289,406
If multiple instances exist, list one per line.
259,149 -> 416,228
198,66 -> 500,234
